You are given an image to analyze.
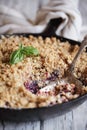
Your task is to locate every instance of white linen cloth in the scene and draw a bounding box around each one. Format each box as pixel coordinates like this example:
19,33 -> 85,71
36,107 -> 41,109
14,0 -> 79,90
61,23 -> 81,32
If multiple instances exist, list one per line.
0,0 -> 82,40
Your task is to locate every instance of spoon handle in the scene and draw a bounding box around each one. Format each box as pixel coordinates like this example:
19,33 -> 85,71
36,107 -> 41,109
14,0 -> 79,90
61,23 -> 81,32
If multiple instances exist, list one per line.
70,35 -> 87,72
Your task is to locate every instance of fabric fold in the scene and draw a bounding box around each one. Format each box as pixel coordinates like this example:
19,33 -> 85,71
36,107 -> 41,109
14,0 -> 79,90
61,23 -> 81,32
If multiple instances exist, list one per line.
0,0 -> 82,40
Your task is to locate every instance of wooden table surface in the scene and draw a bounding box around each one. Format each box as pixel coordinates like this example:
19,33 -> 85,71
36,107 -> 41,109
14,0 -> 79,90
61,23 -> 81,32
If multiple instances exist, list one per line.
0,0 -> 87,130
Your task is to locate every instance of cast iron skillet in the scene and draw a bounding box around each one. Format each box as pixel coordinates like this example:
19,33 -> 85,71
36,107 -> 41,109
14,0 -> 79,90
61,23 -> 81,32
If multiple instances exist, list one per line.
0,19 -> 87,122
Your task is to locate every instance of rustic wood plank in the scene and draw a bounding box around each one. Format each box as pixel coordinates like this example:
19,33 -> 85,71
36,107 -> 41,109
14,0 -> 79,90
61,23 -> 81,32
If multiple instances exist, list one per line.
40,112 -> 74,130
40,118 -> 56,130
4,122 -> 25,130
0,121 -> 40,130
72,101 -> 87,130
25,121 -> 40,130
63,112 -> 74,130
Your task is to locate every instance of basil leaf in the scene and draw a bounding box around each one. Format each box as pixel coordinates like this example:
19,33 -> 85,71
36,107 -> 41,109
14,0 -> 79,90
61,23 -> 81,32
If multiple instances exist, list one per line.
22,46 -> 39,56
10,50 -> 24,64
9,43 -> 39,65
19,43 -> 23,50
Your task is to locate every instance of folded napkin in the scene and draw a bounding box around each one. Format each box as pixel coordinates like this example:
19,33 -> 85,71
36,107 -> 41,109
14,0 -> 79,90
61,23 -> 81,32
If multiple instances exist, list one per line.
0,0 -> 82,40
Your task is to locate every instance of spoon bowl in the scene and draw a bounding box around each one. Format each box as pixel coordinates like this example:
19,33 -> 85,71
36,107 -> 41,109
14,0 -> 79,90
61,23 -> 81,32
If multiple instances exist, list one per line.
63,35 -> 87,90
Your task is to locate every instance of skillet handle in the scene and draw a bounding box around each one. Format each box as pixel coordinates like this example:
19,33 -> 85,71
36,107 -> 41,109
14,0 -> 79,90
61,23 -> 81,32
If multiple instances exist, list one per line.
41,18 -> 62,36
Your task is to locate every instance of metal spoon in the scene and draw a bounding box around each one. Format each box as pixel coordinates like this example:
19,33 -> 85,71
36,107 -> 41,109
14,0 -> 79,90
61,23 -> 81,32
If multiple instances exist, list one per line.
39,35 -> 87,93
63,35 -> 87,90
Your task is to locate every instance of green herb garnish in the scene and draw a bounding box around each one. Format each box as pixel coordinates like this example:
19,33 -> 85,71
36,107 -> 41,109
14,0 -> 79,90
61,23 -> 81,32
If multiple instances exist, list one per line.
22,46 -> 39,56
10,43 -> 39,64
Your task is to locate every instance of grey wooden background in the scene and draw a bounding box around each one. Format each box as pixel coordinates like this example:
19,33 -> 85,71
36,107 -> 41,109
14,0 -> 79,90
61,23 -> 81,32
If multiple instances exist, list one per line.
0,0 -> 87,130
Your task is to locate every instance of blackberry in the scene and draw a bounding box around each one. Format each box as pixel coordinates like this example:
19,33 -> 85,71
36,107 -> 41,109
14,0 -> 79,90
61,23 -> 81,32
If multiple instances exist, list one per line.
24,80 -> 39,94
